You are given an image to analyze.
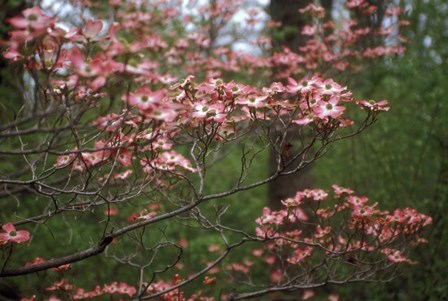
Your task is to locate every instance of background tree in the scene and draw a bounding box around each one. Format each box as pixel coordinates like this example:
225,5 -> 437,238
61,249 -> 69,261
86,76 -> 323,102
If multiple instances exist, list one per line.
313,0 -> 448,299
268,0 -> 333,209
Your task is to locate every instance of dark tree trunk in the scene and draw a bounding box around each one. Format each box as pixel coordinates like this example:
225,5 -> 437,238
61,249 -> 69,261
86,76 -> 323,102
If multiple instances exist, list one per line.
0,0 -> 28,84
268,0 -> 333,209
354,0 -> 387,48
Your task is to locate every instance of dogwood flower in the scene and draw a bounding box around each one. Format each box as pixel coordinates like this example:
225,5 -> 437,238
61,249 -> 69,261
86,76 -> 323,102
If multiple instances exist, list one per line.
357,99 -> 390,111
55,154 -> 75,168
8,7 -> 55,34
0,223 -> 30,244
236,94 -> 269,108
314,98 -> 346,119
287,77 -> 317,94
287,246 -> 313,264
113,169 -> 133,180
116,149 -> 132,166
124,87 -> 165,112
332,184 -> 354,195
387,250 -> 407,263
83,19 -> 103,41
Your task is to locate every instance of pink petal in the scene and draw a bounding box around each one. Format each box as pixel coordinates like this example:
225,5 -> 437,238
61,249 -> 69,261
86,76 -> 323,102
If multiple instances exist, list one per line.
2,223 -> 15,233
13,230 -> 30,243
84,19 -> 103,38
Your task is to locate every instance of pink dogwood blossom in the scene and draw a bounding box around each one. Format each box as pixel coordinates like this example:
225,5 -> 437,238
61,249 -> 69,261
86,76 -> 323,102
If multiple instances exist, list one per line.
0,223 -> 30,244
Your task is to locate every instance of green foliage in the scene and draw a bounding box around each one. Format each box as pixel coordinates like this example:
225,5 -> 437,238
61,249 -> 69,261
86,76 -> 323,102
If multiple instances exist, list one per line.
311,0 -> 448,299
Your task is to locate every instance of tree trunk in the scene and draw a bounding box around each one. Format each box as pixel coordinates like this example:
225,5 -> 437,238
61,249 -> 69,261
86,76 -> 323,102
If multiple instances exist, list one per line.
268,0 -> 333,209
0,1 -> 28,84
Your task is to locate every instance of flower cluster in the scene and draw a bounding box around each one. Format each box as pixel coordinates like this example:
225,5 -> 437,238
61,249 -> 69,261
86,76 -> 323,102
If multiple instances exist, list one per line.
22,280 -> 137,300
255,185 -> 432,281
2,3 -> 400,184
47,70 -> 380,182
